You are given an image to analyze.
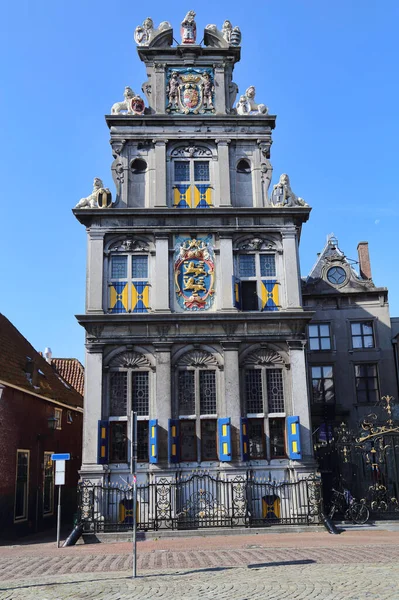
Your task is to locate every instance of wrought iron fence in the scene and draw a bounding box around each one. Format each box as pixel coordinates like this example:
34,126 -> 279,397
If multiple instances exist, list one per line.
78,472 -> 322,533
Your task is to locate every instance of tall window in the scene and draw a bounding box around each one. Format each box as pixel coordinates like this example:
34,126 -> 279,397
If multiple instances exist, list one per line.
351,321 -> 374,349
171,146 -> 213,208
234,159 -> 253,207
176,350 -> 218,462
236,250 -> 278,312
54,408 -> 62,430
108,351 -> 151,462
43,452 -> 54,516
311,366 -> 335,404
109,254 -> 149,314
243,349 -> 286,460
15,450 -> 29,521
355,364 -> 379,403
308,324 -> 331,350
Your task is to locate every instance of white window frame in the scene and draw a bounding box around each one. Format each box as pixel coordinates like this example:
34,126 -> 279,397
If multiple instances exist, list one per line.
14,449 -> 30,523
43,451 -> 55,517
54,407 -> 62,430
171,157 -> 213,208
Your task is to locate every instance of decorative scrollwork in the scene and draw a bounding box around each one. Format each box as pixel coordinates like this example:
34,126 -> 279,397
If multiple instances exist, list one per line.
243,348 -> 284,366
177,349 -> 218,367
171,145 -> 212,158
109,351 -> 151,368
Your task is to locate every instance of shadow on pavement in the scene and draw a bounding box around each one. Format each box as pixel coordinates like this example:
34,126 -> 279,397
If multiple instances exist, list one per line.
248,559 -> 315,569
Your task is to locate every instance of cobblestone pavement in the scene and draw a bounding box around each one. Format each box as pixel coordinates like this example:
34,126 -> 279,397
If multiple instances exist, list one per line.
1,531 -> 399,599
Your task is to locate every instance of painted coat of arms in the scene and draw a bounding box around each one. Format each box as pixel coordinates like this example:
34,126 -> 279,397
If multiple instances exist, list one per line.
174,237 -> 215,310
166,68 -> 215,115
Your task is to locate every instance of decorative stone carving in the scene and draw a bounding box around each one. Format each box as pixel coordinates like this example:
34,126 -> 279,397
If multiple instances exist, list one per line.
174,237 -> 215,311
271,174 -> 309,208
111,87 -> 145,116
171,146 -> 212,158
86,325 -> 104,340
166,68 -> 216,115
205,21 -> 241,47
180,10 -> 197,45
134,18 -> 172,47
110,139 -> 126,158
236,87 -> 268,115
237,238 -> 276,251
109,238 -> 149,252
244,348 -> 285,366
260,160 -> 273,203
109,351 -> 151,368
178,349 -> 218,367
75,178 -> 112,209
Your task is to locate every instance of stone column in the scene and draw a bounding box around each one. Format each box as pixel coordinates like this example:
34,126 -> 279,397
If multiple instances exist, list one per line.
287,340 -> 313,461
222,343 -> 241,460
282,230 -> 302,310
219,235 -> 236,311
214,66 -> 226,115
216,139 -> 231,207
80,345 -> 105,481
154,344 -> 172,463
154,63 -> 166,114
153,235 -> 170,312
86,230 -> 104,313
153,139 -> 168,207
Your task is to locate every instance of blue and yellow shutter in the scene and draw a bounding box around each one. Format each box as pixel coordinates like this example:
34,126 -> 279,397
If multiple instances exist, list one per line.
132,281 -> 149,313
109,282 -> 129,313
97,420 -> 109,464
168,418 -> 179,463
174,184 -> 191,208
194,184 -> 212,208
261,279 -> 279,311
232,276 -> 242,310
240,417 -> 249,461
149,419 -> 158,464
218,417 -> 232,461
286,416 -> 302,460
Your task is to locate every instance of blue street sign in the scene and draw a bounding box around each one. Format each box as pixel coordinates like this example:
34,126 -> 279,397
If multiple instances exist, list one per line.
51,453 -> 71,461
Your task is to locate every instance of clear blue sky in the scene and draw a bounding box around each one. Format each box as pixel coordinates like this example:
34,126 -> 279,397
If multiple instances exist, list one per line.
1,1 -> 398,364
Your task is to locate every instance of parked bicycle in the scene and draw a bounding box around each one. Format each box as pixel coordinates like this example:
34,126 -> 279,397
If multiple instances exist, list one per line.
328,488 -> 370,524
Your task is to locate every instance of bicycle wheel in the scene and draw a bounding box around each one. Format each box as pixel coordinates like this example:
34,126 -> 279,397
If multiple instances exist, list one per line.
350,503 -> 369,525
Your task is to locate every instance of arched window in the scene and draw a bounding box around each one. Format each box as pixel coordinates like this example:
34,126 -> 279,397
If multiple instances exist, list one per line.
170,146 -> 214,208
129,158 -> 147,207
175,349 -> 219,462
107,350 -> 152,463
234,158 -> 253,207
242,348 -> 286,461
106,237 -> 151,314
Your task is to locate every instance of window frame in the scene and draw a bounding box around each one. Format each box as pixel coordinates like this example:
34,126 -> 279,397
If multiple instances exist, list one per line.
236,251 -> 278,312
108,252 -> 150,314
43,451 -> 55,517
54,407 -> 62,430
350,320 -> 375,350
354,363 -> 379,404
14,450 -> 30,523
171,154 -> 213,209
310,365 -> 335,404
308,323 -> 332,351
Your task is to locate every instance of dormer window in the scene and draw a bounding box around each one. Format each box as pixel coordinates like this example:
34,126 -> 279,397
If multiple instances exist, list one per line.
326,266 -> 346,285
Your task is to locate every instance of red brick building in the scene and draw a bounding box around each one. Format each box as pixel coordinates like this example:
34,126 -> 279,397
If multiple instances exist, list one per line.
0,315 -> 84,539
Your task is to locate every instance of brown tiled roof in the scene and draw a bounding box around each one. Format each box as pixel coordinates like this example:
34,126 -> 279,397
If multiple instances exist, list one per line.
0,314 -> 83,408
52,358 -> 84,396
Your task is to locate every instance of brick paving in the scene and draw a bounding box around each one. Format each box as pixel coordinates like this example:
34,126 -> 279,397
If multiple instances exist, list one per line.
1,530 -> 399,599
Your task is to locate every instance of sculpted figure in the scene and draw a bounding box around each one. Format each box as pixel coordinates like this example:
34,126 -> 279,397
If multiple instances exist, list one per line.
75,178 -> 112,209
231,26 -> 242,46
202,72 -> 214,110
271,174 -> 309,208
134,17 -> 154,45
166,72 -> 180,111
111,87 -> 135,114
222,20 -> 232,43
236,86 -> 268,115
181,10 -> 196,44
236,95 -> 250,115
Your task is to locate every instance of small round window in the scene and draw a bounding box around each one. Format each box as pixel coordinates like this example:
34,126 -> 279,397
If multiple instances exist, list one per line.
327,266 -> 346,285
131,158 -> 147,174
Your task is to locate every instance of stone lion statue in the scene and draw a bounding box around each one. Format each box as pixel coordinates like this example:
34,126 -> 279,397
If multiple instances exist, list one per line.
271,174 -> 309,207
75,178 -> 111,209
111,87 -> 135,114
236,86 -> 267,115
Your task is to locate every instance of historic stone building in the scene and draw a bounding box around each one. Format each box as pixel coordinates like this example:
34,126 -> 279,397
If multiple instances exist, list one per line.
74,13 -> 316,487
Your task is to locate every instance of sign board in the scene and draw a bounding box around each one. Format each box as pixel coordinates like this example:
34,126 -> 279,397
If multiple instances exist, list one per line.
55,460 -> 66,486
51,453 -> 70,461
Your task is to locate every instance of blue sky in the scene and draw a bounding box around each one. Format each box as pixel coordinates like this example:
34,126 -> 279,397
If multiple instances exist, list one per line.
0,0 -> 398,364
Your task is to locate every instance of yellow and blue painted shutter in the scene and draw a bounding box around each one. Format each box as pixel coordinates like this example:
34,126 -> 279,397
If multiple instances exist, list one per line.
109,282 -> 128,313
262,494 -> 281,520
232,276 -> 242,310
218,417 -> 232,462
168,418 -> 179,463
132,281 -> 149,313
194,184 -> 212,208
174,184 -> 191,208
261,279 -> 279,311
149,419 -> 158,464
97,420 -> 109,464
240,417 -> 249,461
286,416 -> 302,460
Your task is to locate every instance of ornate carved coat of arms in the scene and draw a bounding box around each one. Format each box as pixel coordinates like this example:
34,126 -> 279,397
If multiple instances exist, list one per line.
174,237 -> 215,310
166,68 -> 215,115
96,188 -> 113,208
130,95 -> 145,115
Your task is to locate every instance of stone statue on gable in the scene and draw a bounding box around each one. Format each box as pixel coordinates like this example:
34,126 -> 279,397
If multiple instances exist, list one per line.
75,178 -> 112,209
271,174 -> 309,208
236,86 -> 268,115
111,87 -> 145,115
134,17 -> 172,46
205,20 -> 241,47
181,10 -> 197,44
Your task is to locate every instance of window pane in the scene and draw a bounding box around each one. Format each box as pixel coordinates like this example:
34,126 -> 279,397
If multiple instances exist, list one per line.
43,453 -> 54,515
309,338 -> 320,350
111,256 -> 127,279
351,323 -> 361,335
362,323 -> 373,335
248,419 -> 265,459
357,391 -> 368,403
308,325 -> 318,337
241,281 -> 258,311
355,364 -> 365,377
201,420 -> 217,460
109,422 -> 127,462
15,452 -> 28,519
174,161 -> 190,182
180,420 -> 197,461
132,256 -> 148,279
245,369 -> 263,413
266,370 -> 285,413
322,366 -> 333,378
178,371 -> 195,415
311,367 -> 322,378
352,336 -> 363,349
367,365 -> 377,376
239,254 -> 256,277
132,372 -> 149,416
364,336 -> 374,348
110,372 -> 127,416
320,338 -> 331,350
260,254 -> 276,277
137,421 -> 149,462
194,161 -> 209,181
319,325 -> 330,337
269,418 -> 285,458
199,371 -> 216,414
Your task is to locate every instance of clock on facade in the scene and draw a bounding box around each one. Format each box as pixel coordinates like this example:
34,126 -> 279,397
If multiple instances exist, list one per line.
326,266 -> 346,285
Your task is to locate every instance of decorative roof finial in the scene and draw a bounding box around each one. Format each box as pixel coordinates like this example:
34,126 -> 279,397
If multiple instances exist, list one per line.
181,11 -> 197,45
